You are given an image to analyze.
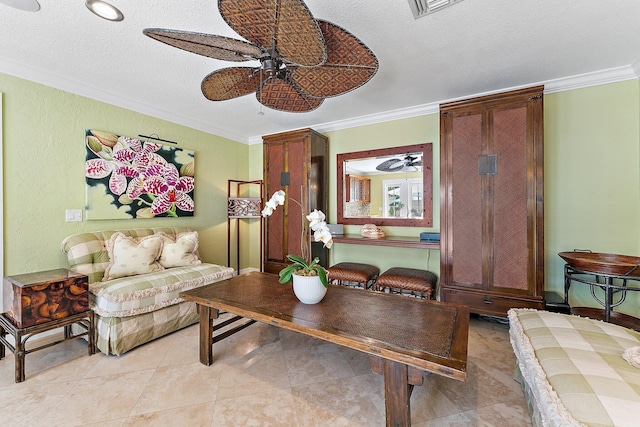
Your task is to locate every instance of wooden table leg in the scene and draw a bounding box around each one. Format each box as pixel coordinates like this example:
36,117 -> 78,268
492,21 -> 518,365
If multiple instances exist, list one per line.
383,358 -> 412,427
198,304 -> 218,366
15,329 -> 25,383
0,322 -> 5,360
87,311 -> 96,356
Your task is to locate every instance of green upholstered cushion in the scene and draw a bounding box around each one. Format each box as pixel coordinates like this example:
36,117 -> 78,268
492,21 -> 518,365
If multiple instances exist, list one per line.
509,309 -> 640,427
89,263 -> 233,317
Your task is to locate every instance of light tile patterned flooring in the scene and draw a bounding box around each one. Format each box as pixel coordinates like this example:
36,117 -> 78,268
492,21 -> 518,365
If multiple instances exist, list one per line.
0,316 -> 531,426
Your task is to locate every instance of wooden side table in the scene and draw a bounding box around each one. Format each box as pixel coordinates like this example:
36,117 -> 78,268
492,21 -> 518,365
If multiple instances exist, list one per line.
0,310 -> 95,383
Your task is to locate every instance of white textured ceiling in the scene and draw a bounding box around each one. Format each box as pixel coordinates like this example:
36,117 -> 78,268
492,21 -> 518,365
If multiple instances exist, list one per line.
1,0 -> 639,144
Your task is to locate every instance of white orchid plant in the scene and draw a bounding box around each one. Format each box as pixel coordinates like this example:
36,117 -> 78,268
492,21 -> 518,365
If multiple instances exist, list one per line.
262,190 -> 333,287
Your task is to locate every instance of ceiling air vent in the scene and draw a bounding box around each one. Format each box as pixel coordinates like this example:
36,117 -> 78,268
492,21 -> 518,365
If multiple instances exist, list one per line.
407,0 -> 465,19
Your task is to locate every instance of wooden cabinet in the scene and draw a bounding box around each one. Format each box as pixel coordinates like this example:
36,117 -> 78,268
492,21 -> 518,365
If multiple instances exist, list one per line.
439,86 -> 545,317
263,128 -> 329,274
346,175 -> 370,202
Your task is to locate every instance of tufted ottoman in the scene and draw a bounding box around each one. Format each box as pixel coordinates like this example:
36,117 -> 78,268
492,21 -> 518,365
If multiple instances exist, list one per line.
376,267 -> 437,299
327,262 -> 379,290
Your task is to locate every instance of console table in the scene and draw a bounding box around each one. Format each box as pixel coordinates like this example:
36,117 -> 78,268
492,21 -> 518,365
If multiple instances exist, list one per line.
563,264 -> 640,330
332,234 -> 440,250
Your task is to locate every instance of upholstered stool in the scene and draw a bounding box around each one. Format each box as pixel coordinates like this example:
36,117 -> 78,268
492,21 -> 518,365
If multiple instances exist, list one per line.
376,267 -> 437,299
327,262 -> 379,290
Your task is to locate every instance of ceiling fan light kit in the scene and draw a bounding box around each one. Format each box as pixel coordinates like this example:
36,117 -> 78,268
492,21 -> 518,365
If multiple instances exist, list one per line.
376,154 -> 423,172
144,0 -> 379,113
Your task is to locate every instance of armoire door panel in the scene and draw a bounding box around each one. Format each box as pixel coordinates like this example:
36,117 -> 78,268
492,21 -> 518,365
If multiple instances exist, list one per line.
263,128 -> 329,272
492,107 -> 529,290
439,86 -> 544,316
451,113 -> 484,286
286,139 -> 306,260
266,142 -> 285,263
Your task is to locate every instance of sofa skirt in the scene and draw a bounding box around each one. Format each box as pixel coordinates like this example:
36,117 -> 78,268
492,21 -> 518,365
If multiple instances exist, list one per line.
95,300 -> 199,355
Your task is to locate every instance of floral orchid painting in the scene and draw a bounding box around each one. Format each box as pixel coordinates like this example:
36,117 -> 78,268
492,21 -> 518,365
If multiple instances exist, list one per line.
85,130 -> 195,220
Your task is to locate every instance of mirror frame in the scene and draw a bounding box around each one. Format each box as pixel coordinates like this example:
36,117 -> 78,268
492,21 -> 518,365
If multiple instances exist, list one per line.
337,143 -> 433,227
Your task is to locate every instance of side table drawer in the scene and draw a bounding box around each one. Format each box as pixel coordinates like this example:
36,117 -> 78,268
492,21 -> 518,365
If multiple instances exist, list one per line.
3,269 -> 89,328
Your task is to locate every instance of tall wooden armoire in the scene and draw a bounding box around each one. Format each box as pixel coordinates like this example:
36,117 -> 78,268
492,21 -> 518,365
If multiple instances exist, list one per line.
263,128 -> 329,275
439,86 -> 545,317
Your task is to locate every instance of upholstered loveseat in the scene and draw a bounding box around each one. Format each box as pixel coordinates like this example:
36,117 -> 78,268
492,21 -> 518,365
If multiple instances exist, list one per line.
509,308 -> 640,427
61,227 -> 234,355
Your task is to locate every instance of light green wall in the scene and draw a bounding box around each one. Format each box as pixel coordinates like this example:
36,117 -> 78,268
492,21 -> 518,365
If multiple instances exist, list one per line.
248,80 -> 640,317
325,114 -> 441,275
3,71 -> 639,318
234,142 -> 265,272
544,80 -> 640,315
0,73 -> 250,280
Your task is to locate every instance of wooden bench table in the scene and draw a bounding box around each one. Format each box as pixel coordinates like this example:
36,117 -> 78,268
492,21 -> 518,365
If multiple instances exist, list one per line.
180,271 -> 468,426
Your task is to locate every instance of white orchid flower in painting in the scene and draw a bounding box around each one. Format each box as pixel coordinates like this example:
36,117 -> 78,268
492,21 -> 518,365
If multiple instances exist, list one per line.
85,137 -> 129,195
86,135 -> 166,197
146,163 -> 195,217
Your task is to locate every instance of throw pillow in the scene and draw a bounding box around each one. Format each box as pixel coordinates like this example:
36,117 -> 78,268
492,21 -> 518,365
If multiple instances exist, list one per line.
103,232 -> 164,281
158,231 -> 202,268
623,346 -> 640,369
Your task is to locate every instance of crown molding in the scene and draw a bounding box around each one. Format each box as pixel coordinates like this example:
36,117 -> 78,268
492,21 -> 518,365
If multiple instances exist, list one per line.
249,65 -> 639,144
0,56 -> 247,144
2,55 -> 637,146
632,58 -> 640,78
542,65 -> 638,93
247,103 -> 441,145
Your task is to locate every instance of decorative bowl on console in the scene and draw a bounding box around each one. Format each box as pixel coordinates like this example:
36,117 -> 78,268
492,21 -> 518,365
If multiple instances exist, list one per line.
558,250 -> 640,276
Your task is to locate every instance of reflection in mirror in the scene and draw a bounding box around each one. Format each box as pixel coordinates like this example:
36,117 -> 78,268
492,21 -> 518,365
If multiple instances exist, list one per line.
337,143 -> 433,227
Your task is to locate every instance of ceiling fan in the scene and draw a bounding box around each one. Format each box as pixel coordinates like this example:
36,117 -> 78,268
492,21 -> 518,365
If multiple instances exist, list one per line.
143,0 -> 379,113
376,154 -> 423,172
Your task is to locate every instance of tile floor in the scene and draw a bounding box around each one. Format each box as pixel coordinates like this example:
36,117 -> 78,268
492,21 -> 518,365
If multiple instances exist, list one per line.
0,315 -> 531,426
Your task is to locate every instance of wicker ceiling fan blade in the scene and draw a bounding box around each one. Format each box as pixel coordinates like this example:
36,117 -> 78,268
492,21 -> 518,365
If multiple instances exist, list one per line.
143,28 -> 262,62
291,20 -> 379,98
218,0 -> 326,67
257,77 -> 323,112
201,67 -> 262,101
376,158 -> 406,172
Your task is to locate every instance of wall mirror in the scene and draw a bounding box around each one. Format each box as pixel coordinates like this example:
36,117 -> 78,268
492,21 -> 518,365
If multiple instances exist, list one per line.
337,143 -> 433,227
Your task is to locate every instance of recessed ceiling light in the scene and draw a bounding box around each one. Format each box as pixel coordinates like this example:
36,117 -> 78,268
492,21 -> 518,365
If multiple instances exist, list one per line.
85,0 -> 123,21
0,0 -> 40,12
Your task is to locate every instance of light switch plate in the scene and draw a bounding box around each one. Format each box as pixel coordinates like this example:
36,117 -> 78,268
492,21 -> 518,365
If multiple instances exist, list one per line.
65,209 -> 82,222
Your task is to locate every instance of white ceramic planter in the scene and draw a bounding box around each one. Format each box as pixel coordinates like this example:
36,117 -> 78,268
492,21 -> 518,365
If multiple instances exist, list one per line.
292,274 -> 327,304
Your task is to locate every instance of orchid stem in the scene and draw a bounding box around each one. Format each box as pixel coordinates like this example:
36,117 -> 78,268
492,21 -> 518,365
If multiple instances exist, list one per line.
286,188 -> 308,262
